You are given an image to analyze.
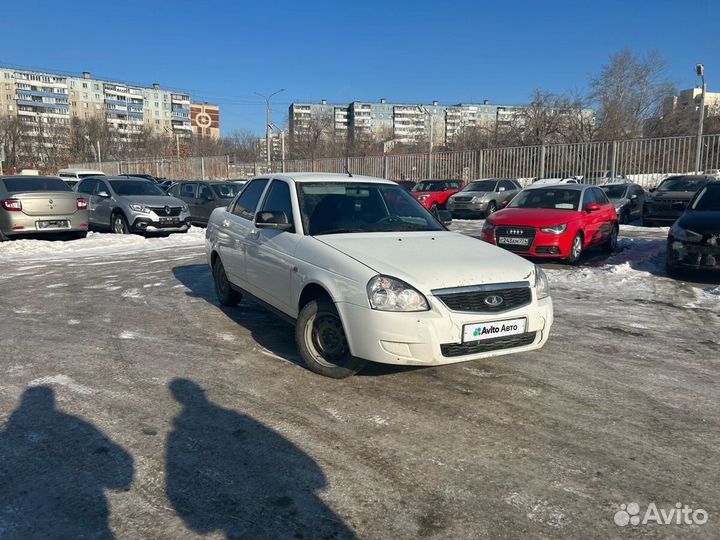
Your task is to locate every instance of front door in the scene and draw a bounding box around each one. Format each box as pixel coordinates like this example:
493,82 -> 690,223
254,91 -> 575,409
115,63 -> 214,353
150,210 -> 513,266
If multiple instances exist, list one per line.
93,179 -> 114,228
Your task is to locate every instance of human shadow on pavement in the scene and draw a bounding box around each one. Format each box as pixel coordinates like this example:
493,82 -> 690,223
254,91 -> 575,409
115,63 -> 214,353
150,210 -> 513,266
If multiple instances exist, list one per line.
171,264 -> 420,377
0,386 -> 134,540
165,378 -> 354,539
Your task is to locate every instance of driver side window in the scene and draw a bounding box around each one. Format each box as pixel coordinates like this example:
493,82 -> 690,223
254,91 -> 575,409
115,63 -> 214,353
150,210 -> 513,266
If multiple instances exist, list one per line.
94,181 -> 109,196
259,180 -> 294,228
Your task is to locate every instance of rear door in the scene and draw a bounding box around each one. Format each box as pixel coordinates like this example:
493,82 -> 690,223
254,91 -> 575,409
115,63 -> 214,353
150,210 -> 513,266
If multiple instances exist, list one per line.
218,179 -> 269,287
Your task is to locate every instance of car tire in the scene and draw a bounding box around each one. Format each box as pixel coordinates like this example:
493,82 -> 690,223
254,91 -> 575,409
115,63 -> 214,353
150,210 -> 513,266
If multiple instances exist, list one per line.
430,202 -> 439,216
111,212 -> 130,234
0,229 -> 7,242
212,256 -> 242,307
296,298 -> 367,379
565,232 -> 583,264
619,209 -> 629,225
603,225 -> 619,252
485,201 -> 497,217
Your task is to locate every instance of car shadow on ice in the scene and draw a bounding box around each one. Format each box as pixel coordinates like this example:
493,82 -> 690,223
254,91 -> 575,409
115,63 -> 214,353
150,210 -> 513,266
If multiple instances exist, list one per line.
171,264 -> 421,377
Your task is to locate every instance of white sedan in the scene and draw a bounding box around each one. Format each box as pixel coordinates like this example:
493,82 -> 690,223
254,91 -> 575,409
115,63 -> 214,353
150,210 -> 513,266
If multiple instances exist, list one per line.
206,173 -> 553,378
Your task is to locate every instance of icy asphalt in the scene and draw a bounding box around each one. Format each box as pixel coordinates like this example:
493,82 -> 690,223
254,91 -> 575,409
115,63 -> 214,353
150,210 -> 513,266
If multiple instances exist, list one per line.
0,223 -> 718,539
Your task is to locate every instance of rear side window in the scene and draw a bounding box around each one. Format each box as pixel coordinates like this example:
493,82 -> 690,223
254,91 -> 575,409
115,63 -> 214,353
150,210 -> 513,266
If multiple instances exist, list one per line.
232,179 -> 269,220
181,183 -> 198,198
260,180 -> 294,225
2,177 -> 71,192
77,178 -> 97,195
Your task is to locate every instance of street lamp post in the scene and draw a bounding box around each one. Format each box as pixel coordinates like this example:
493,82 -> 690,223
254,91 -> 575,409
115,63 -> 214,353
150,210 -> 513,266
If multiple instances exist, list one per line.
269,122 -> 286,172
417,105 -> 434,178
255,88 -> 285,167
694,63 -> 706,174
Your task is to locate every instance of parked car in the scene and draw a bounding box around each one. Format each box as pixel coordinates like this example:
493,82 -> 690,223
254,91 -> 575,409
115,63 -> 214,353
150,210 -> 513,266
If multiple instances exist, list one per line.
75,175 -> 191,234
57,168 -> 105,188
532,177 -> 579,185
532,172 -> 576,183
167,180 -> 247,225
666,180 -> 720,275
481,184 -> 618,264
446,178 -> 522,218
642,175 -> 712,227
583,170 -> 628,184
206,173 -> 553,378
395,180 -> 416,191
600,181 -> 646,224
0,175 -> 88,241
410,179 -> 464,213
158,179 -> 179,191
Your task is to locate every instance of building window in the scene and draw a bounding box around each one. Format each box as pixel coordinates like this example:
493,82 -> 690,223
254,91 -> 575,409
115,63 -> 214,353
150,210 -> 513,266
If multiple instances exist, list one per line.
83,103 -> 88,108
94,84 -> 99,90
82,83 -> 88,89
7,105 -> 13,111
84,112 -> 89,118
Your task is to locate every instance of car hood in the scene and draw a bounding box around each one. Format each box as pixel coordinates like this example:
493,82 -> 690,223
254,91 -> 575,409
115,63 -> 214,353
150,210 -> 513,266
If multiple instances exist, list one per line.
677,211 -> 720,234
649,191 -> 696,201
488,208 -> 581,227
452,190 -> 490,198
118,195 -> 186,206
315,231 -> 535,293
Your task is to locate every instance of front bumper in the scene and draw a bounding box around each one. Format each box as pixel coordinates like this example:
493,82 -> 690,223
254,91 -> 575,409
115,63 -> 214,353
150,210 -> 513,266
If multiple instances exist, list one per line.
667,238 -> 720,270
131,211 -> 192,233
447,200 -> 488,216
482,229 -> 573,259
337,295 -> 553,366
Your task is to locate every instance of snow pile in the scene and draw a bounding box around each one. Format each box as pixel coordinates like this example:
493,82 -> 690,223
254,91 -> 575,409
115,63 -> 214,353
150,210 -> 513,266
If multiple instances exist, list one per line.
0,227 -> 205,261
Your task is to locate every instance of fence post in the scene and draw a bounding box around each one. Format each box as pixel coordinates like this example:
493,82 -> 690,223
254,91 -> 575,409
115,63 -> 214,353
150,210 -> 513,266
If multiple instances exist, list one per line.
383,155 -> 389,179
226,155 -> 230,179
477,150 -> 483,178
201,157 -> 205,180
117,162 -> 121,175
538,144 -> 546,179
610,141 -> 617,178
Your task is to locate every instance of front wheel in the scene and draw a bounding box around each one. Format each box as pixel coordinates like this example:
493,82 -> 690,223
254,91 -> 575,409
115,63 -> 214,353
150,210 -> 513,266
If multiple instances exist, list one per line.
111,212 -> 130,234
485,201 -> 497,217
212,257 -> 242,306
296,299 -> 366,378
565,233 -> 583,264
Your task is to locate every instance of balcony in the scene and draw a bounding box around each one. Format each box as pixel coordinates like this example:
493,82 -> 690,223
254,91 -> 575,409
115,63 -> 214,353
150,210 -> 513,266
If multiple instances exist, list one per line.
16,99 -> 69,111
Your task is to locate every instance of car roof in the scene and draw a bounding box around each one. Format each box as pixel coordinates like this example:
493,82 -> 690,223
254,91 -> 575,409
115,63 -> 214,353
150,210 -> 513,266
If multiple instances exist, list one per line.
524,183 -> 589,191
103,175 -> 154,181
255,172 -> 395,184
0,175 -> 65,180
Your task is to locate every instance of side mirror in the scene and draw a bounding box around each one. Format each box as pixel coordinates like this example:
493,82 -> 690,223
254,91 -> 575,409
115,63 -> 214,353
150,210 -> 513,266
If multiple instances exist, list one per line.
436,209 -> 452,226
630,194 -> 638,200
97,191 -> 110,198
498,186 -> 506,192
255,210 -> 294,231
585,203 -> 601,212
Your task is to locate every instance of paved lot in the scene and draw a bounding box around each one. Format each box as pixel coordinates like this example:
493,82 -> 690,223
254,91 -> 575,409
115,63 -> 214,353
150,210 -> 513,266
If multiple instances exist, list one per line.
0,235 -> 719,539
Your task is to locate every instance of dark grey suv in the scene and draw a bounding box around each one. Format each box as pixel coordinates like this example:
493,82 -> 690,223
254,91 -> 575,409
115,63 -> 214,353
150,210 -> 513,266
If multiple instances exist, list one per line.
643,175 -> 712,227
167,180 -> 246,225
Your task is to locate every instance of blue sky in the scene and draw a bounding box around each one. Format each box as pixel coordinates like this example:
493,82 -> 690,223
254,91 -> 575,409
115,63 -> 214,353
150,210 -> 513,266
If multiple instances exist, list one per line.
0,0 -> 716,136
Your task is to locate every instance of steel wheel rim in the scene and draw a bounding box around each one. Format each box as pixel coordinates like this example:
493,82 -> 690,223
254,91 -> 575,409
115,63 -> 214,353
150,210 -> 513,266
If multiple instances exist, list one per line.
305,313 -> 349,368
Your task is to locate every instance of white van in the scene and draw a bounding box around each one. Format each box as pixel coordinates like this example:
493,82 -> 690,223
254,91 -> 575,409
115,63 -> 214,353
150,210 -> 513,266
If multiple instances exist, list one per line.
57,168 -> 106,187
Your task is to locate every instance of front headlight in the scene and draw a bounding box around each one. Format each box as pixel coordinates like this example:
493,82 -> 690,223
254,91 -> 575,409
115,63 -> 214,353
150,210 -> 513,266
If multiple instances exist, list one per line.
367,275 -> 429,312
670,223 -> 702,243
471,196 -> 485,203
540,223 -> 567,234
418,195 -> 429,201
129,203 -> 150,213
180,204 -> 189,212
535,266 -> 550,299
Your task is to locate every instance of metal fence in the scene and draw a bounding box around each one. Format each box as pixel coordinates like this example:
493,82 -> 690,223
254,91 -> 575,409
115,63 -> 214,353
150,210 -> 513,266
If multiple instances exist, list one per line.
71,133 -> 720,188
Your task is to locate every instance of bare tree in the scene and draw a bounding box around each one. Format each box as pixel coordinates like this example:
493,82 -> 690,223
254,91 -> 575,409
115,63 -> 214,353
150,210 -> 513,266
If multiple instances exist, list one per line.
589,49 -> 675,140
289,112 -> 334,160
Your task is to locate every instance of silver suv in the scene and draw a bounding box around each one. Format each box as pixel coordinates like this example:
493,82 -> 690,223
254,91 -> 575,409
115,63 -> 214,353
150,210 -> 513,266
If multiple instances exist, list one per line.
75,176 -> 191,234
446,178 -> 522,218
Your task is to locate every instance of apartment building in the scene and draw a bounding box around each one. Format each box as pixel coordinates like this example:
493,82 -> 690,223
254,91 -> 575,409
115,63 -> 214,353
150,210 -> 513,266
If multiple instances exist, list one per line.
289,98 -> 545,147
662,87 -> 720,116
0,66 -> 200,140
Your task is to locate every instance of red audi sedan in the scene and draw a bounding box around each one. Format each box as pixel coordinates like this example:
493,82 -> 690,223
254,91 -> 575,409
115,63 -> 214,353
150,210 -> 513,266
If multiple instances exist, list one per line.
480,184 -> 618,263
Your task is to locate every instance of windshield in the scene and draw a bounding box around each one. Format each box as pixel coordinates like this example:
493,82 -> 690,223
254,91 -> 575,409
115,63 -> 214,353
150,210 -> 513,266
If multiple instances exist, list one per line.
601,185 -> 628,199
211,182 -> 244,199
508,188 -> 581,211
463,180 -> 497,192
411,181 -> 458,192
691,187 -> 720,211
2,177 -> 72,192
109,180 -> 165,196
658,176 -> 706,192
299,182 -> 445,235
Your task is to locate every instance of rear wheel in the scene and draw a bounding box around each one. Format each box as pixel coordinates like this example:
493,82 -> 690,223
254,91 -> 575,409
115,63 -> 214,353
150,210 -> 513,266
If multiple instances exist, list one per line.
111,212 -> 129,234
296,298 -> 366,378
565,233 -> 583,264
212,257 -> 242,307
603,225 -> 619,252
430,202 -> 439,216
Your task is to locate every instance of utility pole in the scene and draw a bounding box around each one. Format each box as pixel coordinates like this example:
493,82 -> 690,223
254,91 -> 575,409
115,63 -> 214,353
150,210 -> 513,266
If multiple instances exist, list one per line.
97,141 -> 102,167
417,105 -> 434,178
694,63 -> 706,174
255,88 -> 285,166
176,133 -> 180,158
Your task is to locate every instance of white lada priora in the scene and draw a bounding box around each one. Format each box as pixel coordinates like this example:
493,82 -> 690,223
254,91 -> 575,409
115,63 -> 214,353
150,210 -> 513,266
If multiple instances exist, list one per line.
206,173 -> 553,378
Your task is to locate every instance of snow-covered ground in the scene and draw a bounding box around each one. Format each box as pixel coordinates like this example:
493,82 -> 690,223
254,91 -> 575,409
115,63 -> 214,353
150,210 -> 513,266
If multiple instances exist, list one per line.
1,220 -> 717,310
